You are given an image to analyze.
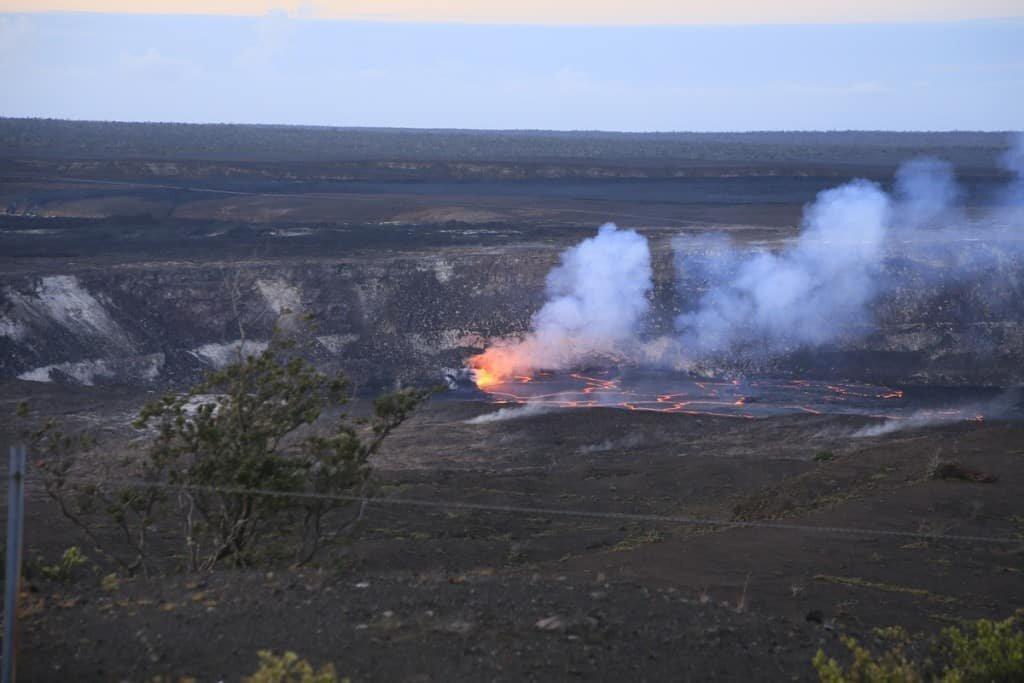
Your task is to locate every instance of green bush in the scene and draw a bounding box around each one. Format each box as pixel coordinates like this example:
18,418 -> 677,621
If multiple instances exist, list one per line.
942,611 -> 1024,682
813,636 -> 921,683
813,611 -> 1024,683
29,331 -> 430,573
243,651 -> 343,683
39,546 -> 88,582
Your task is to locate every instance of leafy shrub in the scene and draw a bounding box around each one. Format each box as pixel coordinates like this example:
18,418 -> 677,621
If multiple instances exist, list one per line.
813,611 -> 1024,682
243,651 -> 342,683
39,546 -> 88,582
942,611 -> 1024,682
812,635 -> 921,683
29,333 -> 429,573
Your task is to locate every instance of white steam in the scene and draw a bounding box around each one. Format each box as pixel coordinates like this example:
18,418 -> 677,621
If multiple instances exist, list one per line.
673,135 -> 1024,364
852,411 -> 962,438
472,223 -> 652,376
531,222 -> 652,365
465,402 -> 556,424
675,179 -> 891,357
473,133 -> 1024,380
893,156 -> 962,229
1001,132 -> 1024,205
853,390 -> 1021,437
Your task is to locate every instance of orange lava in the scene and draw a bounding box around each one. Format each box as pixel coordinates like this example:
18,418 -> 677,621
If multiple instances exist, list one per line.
472,366 -> 501,389
467,346 -> 523,389
467,347 -> 926,422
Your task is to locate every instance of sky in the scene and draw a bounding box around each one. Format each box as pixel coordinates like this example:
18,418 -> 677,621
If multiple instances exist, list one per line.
1,3 -> 1022,130
7,1 -> 1024,24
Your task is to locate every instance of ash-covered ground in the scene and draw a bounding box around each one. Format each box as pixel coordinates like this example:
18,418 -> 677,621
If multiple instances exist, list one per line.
1,122 -> 1023,681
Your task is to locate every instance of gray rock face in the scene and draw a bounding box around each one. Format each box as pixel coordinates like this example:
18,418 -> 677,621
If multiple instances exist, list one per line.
0,251 -> 551,389
1,242 -> 1022,389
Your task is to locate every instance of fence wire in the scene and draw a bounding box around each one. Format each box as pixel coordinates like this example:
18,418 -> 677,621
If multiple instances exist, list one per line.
30,473 -> 1022,547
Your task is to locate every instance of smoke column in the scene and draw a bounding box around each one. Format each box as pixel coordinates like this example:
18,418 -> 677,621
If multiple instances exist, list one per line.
1001,132 -> 1024,205
675,179 -> 892,359
472,133 -> 1023,386
893,156 -> 962,229
470,223 -> 652,384
674,134 -> 1024,367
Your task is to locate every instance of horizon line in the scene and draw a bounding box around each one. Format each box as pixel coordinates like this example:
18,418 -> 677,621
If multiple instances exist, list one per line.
3,116 -> 1021,136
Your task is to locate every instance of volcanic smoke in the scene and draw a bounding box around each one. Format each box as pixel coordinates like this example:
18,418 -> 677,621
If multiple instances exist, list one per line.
469,135 -> 1024,391
675,178 -> 891,357
469,223 -> 652,387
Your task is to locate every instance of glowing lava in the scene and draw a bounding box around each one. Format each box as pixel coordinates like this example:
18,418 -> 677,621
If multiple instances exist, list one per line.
472,366 -> 500,389
468,346 -> 525,390
462,366 -> 975,421
465,348 -> 1012,424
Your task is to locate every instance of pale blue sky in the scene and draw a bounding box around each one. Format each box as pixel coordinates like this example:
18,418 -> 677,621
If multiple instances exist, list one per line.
1,12 -> 1022,130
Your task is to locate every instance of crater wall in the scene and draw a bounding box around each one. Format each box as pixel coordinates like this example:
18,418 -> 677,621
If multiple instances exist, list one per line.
2,240 -> 1022,389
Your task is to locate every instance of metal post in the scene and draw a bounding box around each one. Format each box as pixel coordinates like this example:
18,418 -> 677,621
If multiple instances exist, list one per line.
3,445 -> 26,683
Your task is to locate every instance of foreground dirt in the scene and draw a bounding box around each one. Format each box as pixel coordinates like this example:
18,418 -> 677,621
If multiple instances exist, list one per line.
4,392 -> 1023,681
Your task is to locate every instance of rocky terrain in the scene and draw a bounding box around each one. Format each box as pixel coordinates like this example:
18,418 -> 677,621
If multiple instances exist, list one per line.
2,224 -> 1022,390
1,122 -> 1022,681
6,385 -> 1024,681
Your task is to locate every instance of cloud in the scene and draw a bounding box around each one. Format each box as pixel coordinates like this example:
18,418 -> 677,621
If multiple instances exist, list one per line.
0,14 -> 33,61
234,8 -> 296,68
120,48 -> 200,81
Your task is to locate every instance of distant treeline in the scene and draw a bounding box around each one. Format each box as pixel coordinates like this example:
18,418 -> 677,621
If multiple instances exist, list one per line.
0,118 -> 1013,171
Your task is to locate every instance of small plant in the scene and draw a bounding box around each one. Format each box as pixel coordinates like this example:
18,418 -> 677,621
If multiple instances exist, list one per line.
610,528 -> 664,552
872,625 -> 910,643
813,611 -> 1024,682
101,573 -> 120,592
942,610 -> 1024,682
814,451 -> 835,463
40,546 -> 88,582
243,651 -> 342,683
813,636 -> 921,683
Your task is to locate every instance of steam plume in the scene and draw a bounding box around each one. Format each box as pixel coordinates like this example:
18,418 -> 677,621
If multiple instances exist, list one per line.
673,136 -> 1024,366
470,223 -> 652,383
1001,132 -> 1024,205
471,133 -> 1024,385
675,179 -> 891,358
853,389 -> 1022,437
893,156 -> 962,229
465,402 -> 555,424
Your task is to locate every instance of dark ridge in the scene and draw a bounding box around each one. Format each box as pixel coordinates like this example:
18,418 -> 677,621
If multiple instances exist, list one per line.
0,118 -> 1013,170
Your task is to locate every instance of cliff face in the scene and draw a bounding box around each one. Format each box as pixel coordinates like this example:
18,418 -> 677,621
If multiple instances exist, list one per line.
0,251 -> 553,389
2,240 -> 1022,390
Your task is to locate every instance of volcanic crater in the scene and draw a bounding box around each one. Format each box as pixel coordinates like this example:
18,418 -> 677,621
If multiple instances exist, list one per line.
2,122 -> 1023,681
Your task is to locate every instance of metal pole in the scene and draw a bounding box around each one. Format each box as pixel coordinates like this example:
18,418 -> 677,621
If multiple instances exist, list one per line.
3,445 -> 26,683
